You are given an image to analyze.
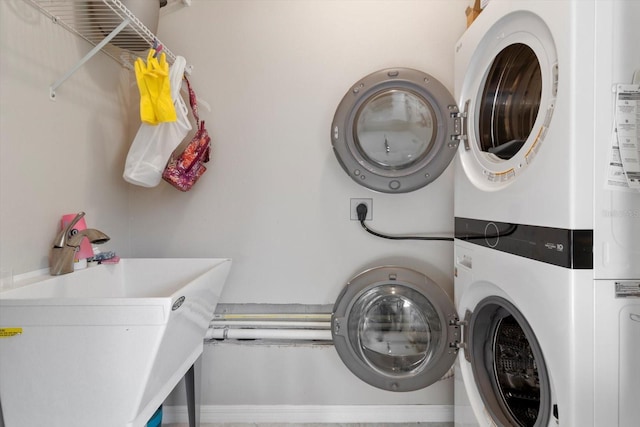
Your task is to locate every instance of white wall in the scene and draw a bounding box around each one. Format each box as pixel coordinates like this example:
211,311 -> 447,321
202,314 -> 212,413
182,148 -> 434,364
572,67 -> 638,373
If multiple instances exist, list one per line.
148,0 -> 466,409
0,0 -> 468,415
137,0 -> 465,304
0,0 -> 132,275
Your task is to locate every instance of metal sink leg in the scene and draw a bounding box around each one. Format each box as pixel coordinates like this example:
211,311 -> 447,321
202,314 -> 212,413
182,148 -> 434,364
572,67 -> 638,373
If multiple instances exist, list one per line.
185,355 -> 202,427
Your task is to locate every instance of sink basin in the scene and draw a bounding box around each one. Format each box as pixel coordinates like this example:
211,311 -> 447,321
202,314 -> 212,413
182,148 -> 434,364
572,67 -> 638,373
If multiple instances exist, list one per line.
0,258 -> 231,427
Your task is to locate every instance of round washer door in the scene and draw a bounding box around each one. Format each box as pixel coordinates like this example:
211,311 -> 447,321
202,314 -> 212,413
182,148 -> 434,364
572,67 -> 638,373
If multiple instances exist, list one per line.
331,68 -> 461,193
468,296 -> 553,427
331,266 -> 459,391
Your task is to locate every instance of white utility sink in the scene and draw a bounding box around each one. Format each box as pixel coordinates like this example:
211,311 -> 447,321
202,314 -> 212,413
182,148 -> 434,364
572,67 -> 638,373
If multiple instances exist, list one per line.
0,258 -> 231,427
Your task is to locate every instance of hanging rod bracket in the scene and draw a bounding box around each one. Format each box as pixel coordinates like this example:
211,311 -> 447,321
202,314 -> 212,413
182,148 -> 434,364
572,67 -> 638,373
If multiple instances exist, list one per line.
49,18 -> 131,100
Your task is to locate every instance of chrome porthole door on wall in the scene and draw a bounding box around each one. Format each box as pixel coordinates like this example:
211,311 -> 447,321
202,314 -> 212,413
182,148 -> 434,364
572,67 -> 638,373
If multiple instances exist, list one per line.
331,68 -> 461,193
469,296 -> 553,427
331,266 -> 459,391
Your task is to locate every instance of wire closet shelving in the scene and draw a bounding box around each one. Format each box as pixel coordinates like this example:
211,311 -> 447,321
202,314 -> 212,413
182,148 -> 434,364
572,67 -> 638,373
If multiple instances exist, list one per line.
22,0 -> 191,99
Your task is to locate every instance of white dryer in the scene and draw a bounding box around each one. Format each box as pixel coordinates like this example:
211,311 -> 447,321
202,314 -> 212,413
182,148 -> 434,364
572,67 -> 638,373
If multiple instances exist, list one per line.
330,0 -> 640,278
454,0 -> 562,227
453,0 -> 640,279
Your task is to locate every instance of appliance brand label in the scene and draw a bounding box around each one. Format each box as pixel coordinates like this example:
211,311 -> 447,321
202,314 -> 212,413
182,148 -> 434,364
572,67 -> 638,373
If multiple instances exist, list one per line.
172,296 -> 186,311
602,209 -> 640,218
615,281 -> 640,298
544,242 -> 564,252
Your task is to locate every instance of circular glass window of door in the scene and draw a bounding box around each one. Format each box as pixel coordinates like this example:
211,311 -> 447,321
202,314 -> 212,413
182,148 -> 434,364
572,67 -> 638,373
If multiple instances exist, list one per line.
331,68 -> 460,193
331,266 -> 458,391
469,296 -> 554,427
354,89 -> 437,170
478,43 -> 542,161
457,11 -> 558,188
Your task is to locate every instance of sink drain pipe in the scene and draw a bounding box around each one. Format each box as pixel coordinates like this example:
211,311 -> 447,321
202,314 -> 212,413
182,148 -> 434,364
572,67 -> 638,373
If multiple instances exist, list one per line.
205,327 -> 332,341
205,311 -> 333,342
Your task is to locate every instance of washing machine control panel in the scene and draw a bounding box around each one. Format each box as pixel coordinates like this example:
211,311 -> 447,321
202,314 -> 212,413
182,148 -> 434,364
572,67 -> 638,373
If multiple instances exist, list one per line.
454,217 -> 593,269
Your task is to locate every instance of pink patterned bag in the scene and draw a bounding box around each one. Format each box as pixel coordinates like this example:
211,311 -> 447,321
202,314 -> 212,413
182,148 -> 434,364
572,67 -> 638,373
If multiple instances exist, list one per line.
162,76 -> 211,191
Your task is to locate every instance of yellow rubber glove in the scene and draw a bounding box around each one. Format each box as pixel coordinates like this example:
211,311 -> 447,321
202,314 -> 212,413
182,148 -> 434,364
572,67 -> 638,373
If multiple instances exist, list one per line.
143,50 -> 163,125
134,55 -> 158,125
148,52 -> 177,123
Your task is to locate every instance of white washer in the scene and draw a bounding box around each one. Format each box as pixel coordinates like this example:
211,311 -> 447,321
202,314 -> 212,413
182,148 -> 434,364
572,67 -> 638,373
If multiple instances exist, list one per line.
453,228 -> 594,427
330,227 -> 593,426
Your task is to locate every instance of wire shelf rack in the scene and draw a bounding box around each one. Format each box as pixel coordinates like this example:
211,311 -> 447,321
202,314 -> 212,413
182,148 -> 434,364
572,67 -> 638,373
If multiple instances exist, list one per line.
22,0 -> 189,99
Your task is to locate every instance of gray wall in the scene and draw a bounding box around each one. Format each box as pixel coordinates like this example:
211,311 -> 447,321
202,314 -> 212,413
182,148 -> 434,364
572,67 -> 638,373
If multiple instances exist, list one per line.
0,0 -> 467,412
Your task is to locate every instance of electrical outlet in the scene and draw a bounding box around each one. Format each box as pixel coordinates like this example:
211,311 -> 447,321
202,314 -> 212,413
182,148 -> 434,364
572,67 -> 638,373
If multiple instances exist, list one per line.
350,198 -> 373,221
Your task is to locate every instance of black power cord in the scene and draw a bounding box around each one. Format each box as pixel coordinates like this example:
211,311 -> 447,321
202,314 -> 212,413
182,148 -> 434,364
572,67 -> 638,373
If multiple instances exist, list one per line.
356,203 -> 454,242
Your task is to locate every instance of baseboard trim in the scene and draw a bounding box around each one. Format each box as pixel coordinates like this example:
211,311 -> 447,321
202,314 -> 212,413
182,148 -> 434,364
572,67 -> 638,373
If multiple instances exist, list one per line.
162,404 -> 454,424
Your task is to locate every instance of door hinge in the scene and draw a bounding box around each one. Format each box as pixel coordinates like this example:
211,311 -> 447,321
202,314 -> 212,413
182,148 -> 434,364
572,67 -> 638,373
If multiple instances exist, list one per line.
448,317 -> 464,351
450,99 -> 470,151
448,310 -> 472,362
333,317 -> 346,336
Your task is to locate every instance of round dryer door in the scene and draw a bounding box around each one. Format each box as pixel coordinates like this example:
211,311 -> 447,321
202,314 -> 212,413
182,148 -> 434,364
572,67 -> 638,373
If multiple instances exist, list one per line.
456,11 -> 558,188
331,266 -> 459,391
331,68 -> 461,193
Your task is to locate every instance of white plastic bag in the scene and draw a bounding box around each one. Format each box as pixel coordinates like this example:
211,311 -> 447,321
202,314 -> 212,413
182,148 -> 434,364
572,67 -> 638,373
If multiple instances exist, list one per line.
123,55 -> 192,187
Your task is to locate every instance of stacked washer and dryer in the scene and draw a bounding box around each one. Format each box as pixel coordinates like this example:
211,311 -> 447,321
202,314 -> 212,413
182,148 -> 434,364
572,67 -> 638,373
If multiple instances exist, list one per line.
328,1 -> 639,426
453,1 -> 640,426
